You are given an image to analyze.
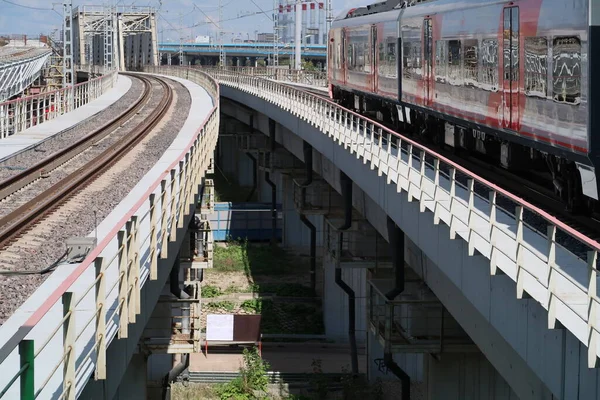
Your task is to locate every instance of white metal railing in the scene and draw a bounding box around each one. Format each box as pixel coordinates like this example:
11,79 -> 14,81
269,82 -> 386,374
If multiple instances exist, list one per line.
0,72 -> 117,139
0,67 -> 218,399
199,66 -> 327,88
207,68 -> 600,368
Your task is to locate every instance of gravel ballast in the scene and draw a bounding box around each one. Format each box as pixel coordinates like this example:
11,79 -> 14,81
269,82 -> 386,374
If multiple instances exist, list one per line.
0,77 -> 144,181
0,76 -> 194,325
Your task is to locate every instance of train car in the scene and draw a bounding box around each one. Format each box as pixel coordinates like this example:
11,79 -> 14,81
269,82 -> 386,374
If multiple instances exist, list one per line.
328,0 -> 599,212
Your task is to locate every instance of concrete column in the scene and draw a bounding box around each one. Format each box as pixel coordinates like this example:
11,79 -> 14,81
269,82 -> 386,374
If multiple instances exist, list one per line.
114,353 -> 148,400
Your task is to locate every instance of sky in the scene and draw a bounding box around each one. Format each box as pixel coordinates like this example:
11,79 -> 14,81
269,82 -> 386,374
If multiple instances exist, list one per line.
0,0 -> 367,41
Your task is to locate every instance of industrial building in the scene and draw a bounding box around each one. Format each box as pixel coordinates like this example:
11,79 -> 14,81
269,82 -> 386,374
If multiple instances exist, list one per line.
276,1 -> 329,45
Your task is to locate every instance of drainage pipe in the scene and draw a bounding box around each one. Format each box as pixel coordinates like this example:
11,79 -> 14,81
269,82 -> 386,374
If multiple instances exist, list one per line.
300,214 -> 317,292
383,216 -> 411,400
299,141 -> 316,291
335,171 -> 358,374
162,354 -> 190,400
169,258 -> 191,333
266,119 -> 277,243
245,153 -> 257,202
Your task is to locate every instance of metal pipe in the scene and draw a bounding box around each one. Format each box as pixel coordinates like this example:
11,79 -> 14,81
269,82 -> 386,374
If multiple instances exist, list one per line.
266,119 -> 278,244
384,352 -> 411,400
170,257 -> 190,333
335,171 -> 358,374
295,0 -> 302,69
245,153 -> 258,202
301,140 -> 313,186
300,214 -> 316,292
162,354 -> 190,400
382,217 -> 410,399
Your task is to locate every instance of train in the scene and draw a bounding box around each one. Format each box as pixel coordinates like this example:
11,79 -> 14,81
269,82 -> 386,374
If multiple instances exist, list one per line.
327,0 -> 599,213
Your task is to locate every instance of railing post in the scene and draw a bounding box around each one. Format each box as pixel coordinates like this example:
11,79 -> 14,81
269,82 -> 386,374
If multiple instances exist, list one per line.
419,151 -> 427,212
406,144 -> 414,202
169,169 -> 179,241
489,191 -> 498,275
449,168 -> 457,239
149,193 -> 158,280
547,225 -> 558,329
160,179 -> 169,258
467,179 -> 475,256
433,159 -> 441,224
95,258 -> 107,380
118,230 -> 129,338
515,206 -> 526,299
588,250 -> 598,368
132,216 -> 141,315
19,340 -> 34,400
177,160 -> 187,229
62,292 -> 76,400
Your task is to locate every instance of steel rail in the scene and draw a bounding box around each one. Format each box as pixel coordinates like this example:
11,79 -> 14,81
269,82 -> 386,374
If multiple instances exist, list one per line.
0,72 -> 152,201
0,74 -> 174,249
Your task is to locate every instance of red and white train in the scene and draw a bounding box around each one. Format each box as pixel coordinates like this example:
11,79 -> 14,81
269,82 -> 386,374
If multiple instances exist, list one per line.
328,0 -> 599,212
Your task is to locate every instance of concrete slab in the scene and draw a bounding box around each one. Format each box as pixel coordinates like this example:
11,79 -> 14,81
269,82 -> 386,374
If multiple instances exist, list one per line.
0,75 -> 132,162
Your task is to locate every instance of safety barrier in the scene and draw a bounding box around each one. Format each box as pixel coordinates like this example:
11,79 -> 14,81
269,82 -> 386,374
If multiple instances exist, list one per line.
207,68 -> 600,368
200,66 -> 327,88
0,66 -> 218,399
0,71 -> 117,139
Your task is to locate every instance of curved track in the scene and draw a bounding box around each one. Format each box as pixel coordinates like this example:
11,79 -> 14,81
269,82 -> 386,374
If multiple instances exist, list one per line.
0,73 -> 174,249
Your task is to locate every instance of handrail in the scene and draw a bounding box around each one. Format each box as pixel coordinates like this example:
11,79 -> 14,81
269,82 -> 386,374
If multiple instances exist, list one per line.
206,67 -> 600,367
0,66 -> 219,399
0,72 -> 117,139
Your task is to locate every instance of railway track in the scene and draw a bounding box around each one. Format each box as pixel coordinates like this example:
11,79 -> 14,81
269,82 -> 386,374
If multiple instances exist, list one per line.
0,73 -> 174,250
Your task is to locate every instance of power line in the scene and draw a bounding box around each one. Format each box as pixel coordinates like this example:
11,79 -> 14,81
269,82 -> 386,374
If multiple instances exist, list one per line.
1,0 -> 53,10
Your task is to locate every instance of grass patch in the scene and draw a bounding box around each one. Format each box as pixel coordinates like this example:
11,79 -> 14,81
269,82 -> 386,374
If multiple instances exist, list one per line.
241,299 -> 324,335
201,284 -> 222,298
214,240 -> 305,276
205,301 -> 236,313
171,383 -> 219,400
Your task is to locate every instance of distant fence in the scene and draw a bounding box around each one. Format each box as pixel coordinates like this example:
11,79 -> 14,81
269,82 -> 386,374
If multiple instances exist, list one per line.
208,202 -> 282,241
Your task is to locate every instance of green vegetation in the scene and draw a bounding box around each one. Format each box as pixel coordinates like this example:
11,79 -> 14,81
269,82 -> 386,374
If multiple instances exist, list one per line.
213,347 -> 270,400
214,240 -> 305,276
202,284 -> 222,298
205,301 -> 236,313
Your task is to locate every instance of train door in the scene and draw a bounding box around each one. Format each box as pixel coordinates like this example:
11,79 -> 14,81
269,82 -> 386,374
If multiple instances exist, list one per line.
342,28 -> 347,85
502,7 -> 520,130
371,25 -> 378,93
423,18 -> 433,106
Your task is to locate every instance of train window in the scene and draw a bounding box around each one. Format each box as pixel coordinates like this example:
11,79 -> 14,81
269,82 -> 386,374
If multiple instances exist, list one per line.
435,40 -> 447,82
480,39 -> 499,90
463,40 -> 478,85
552,36 -> 581,104
403,40 -> 422,79
378,39 -> 397,77
347,44 -> 354,70
524,37 -> 548,98
447,40 -> 462,84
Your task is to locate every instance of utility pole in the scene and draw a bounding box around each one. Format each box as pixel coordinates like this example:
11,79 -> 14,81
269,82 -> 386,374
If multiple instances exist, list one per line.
179,12 -> 184,66
294,0 -> 302,70
218,0 -> 225,67
272,0 -> 279,67
62,0 -> 74,89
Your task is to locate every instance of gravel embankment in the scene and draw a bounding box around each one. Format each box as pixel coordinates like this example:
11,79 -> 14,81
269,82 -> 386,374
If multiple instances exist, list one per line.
0,77 -> 144,181
0,77 -> 194,324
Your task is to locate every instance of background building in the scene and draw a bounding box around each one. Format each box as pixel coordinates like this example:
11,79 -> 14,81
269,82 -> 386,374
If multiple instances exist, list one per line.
276,1 -> 327,45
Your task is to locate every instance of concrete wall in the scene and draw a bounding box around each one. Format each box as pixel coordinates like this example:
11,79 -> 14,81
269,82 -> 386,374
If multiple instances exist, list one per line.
113,353 -> 148,400
219,90 -> 600,400
280,174 -> 325,255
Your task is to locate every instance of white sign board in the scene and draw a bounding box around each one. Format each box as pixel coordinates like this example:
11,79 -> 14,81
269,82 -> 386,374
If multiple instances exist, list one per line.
206,314 -> 234,341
